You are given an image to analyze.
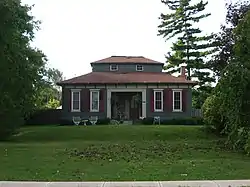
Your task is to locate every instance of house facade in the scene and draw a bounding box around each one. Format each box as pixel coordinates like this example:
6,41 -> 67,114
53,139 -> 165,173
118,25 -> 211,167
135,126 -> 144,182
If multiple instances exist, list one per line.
58,56 -> 196,122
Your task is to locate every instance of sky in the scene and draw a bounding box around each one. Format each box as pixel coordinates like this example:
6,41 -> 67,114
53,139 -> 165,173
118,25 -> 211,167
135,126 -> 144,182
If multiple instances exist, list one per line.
21,0 -> 231,79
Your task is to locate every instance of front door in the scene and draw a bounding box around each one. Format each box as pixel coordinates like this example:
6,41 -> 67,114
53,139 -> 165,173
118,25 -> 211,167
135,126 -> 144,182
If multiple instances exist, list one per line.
124,99 -> 130,120
130,95 -> 140,120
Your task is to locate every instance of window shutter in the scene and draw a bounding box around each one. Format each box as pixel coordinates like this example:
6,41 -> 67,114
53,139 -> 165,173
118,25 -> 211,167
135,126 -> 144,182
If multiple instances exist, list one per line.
151,89 -> 154,112
164,89 -> 167,112
81,89 -> 85,112
68,89 -> 71,112
87,89 -> 90,111
167,88 -> 172,112
99,89 -> 104,112
182,89 -> 187,112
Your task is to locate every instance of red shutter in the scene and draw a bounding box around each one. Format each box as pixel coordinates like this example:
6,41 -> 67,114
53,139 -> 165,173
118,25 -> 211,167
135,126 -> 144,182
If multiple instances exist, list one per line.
164,89 -> 167,112
182,89 -> 187,112
81,89 -> 85,112
167,88 -> 173,112
87,89 -> 90,111
69,89 -> 71,112
99,89 -> 104,112
151,89 -> 154,112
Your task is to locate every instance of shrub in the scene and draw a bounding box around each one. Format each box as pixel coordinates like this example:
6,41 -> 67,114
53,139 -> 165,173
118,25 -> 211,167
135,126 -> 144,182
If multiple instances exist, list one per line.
0,108 -> 23,141
142,117 -> 154,125
25,109 -> 62,126
96,118 -> 111,125
141,117 -> 203,125
202,95 -> 225,135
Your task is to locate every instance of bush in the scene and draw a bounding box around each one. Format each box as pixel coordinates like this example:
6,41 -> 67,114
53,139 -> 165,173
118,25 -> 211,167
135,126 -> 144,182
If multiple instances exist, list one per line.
0,108 -> 23,141
141,117 -> 154,125
96,118 -> 111,125
141,117 -> 203,125
25,109 -> 62,126
202,95 -> 225,135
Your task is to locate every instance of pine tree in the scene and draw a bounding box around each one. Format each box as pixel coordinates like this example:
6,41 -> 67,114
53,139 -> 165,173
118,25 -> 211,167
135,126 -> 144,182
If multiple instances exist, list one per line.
158,0 -> 216,108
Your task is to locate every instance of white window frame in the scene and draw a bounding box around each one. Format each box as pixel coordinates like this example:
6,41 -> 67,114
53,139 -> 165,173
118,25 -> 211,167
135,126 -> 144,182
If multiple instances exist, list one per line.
136,65 -> 144,71
173,89 -> 182,112
154,89 -> 163,112
71,89 -> 81,112
90,89 -> 100,112
110,64 -> 118,71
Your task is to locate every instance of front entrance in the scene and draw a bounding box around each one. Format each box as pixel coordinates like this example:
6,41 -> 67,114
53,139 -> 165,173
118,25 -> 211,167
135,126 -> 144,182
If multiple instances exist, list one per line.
111,92 -> 142,120
107,88 -> 146,120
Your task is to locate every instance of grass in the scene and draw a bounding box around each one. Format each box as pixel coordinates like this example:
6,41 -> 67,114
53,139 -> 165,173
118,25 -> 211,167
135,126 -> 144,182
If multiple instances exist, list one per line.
0,125 -> 250,181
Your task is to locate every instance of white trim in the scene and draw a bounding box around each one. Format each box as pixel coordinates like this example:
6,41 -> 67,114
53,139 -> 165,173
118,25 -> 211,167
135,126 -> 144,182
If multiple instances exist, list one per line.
90,90 -> 100,112
173,90 -> 182,112
106,88 -> 146,118
65,84 -> 189,89
71,89 -> 81,92
71,90 -> 81,112
110,64 -> 118,71
153,89 -> 164,91
136,65 -> 144,71
154,90 -> 163,112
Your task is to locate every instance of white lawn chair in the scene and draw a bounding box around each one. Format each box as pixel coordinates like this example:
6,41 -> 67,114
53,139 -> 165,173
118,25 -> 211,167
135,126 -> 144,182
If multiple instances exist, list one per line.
72,116 -> 81,126
153,116 -> 161,125
89,116 -> 98,125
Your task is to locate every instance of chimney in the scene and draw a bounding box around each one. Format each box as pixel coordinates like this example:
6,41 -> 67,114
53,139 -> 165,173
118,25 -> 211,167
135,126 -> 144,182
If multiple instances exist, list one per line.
180,66 -> 186,79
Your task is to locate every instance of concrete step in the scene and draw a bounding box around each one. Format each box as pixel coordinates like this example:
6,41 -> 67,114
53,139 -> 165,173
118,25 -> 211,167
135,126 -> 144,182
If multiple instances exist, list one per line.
122,120 -> 133,125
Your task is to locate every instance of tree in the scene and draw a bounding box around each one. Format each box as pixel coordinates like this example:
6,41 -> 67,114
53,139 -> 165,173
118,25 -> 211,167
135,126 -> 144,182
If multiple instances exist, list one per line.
210,9 -> 250,153
158,0 -> 216,108
0,0 -> 47,139
210,1 -> 250,78
33,68 -> 64,109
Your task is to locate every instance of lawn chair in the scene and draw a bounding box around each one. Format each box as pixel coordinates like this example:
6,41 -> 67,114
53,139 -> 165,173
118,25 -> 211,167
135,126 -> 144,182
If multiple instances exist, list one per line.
153,116 -> 161,125
110,119 -> 120,125
72,116 -> 81,126
89,116 -> 98,125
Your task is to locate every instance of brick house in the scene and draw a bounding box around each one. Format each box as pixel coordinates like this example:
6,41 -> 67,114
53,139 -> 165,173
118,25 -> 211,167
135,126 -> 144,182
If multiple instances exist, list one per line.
57,56 -> 196,123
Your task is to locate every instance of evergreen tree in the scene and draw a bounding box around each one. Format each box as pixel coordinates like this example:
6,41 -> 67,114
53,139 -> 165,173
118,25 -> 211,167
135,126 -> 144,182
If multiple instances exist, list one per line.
158,0 -> 216,108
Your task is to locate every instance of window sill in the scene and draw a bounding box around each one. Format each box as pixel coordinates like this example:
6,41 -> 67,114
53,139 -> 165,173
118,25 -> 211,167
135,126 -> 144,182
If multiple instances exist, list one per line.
154,110 -> 163,112
90,110 -> 99,113
172,110 -> 183,112
71,110 -> 81,112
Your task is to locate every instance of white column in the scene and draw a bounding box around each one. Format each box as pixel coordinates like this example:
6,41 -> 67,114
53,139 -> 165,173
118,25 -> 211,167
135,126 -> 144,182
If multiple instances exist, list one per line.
107,89 -> 111,118
142,89 -> 146,118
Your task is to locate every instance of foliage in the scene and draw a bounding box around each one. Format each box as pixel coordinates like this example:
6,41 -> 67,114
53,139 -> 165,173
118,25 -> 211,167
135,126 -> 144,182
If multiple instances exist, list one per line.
0,0 -> 48,140
25,109 -> 61,126
1,125 -> 250,180
202,95 -> 225,135
45,99 -> 60,109
211,10 -> 250,153
158,0 -> 216,109
141,117 -> 203,125
96,118 -> 111,125
209,1 -> 250,78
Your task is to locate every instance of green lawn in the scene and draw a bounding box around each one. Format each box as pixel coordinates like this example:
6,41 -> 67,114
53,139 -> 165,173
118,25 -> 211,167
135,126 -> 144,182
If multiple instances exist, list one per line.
0,125 -> 249,181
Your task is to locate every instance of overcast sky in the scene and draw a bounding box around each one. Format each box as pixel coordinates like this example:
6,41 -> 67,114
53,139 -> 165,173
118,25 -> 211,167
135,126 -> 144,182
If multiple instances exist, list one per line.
21,0 -> 231,79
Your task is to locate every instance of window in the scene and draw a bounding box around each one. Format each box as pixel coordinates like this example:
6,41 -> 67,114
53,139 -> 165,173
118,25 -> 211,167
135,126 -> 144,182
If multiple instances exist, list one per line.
154,89 -> 163,112
90,90 -> 100,112
110,64 -> 118,71
173,90 -> 182,112
136,65 -> 144,71
71,89 -> 81,112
